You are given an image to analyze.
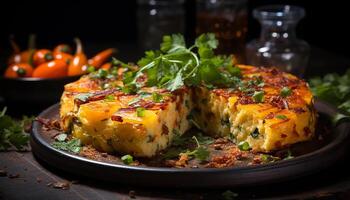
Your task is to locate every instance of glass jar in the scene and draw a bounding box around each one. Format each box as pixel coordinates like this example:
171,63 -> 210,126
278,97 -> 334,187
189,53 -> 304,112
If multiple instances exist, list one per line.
196,0 -> 248,64
246,5 -> 310,76
137,0 -> 185,51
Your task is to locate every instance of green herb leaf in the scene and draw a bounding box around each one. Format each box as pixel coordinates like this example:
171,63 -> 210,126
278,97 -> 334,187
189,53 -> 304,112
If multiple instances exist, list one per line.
192,146 -> 210,161
252,91 -> 264,103
51,138 -> 81,154
55,133 -> 67,142
136,107 -> 146,117
275,115 -> 288,120
121,154 -> 133,165
0,108 -> 32,151
280,87 -> 292,98
123,33 -> 241,93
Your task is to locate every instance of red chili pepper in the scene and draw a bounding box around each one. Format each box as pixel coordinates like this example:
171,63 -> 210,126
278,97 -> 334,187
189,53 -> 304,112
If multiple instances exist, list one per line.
4,63 -> 34,78
88,48 -> 116,68
67,38 -> 88,76
32,59 -> 68,78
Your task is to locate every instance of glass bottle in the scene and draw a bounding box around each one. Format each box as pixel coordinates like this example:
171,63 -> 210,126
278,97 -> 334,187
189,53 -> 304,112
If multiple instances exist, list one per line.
196,0 -> 248,64
246,5 -> 310,76
137,0 -> 185,51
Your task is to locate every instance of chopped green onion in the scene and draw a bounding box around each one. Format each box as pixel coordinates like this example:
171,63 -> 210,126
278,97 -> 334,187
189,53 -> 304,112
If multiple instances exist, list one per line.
121,154 -> 133,165
280,87 -> 292,98
275,115 -> 288,120
238,141 -> 251,151
252,91 -> 264,103
105,95 -> 115,101
136,107 -> 146,117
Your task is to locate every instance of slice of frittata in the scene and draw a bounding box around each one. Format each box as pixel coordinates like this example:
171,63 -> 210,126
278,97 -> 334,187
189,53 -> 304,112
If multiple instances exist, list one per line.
60,74 -> 192,157
192,65 -> 316,152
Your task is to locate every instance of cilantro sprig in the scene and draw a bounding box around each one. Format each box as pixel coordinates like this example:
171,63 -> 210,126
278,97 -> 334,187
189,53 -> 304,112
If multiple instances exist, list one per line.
123,33 -> 241,92
309,70 -> 350,124
0,107 -> 33,151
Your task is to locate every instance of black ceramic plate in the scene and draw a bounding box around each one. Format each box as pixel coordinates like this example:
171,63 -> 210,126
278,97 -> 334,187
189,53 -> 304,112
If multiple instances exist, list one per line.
31,101 -> 350,188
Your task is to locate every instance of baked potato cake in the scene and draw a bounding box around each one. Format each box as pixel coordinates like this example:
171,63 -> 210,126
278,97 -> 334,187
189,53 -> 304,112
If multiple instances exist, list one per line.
60,65 -> 315,157
192,65 -> 316,152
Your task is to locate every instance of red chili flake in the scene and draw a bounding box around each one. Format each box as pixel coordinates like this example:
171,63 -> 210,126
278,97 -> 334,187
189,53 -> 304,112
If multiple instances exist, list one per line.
111,115 -> 123,122
162,124 -> 169,135
265,113 -> 275,119
239,96 -> 254,105
292,107 -> 306,114
280,134 -> 287,138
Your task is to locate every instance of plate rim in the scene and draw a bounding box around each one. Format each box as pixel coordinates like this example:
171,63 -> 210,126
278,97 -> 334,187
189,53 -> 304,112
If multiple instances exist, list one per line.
31,100 -> 350,174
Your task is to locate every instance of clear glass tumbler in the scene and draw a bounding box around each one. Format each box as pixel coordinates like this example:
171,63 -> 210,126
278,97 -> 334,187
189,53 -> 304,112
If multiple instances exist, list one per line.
246,5 -> 310,76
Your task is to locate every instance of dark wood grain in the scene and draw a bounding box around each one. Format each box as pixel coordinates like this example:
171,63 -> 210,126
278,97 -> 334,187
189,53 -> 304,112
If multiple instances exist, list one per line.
3,151 -> 350,200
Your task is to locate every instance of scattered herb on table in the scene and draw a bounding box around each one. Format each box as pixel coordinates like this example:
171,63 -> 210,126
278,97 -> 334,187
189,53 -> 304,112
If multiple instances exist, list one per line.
0,107 -> 34,151
309,70 -> 350,124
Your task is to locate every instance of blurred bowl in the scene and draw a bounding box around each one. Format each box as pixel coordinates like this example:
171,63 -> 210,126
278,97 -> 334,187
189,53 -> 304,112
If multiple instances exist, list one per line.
0,76 -> 80,115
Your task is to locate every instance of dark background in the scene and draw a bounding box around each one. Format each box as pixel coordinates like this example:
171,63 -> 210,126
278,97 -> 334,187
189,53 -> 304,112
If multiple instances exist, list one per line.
0,0 -> 349,64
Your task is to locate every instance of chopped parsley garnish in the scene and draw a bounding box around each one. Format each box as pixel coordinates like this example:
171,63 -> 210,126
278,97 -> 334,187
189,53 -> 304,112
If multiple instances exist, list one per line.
250,128 -> 259,138
238,141 -> 251,151
280,87 -> 292,98
152,93 -> 163,102
105,95 -> 115,101
309,71 -> 350,125
96,69 -> 108,79
252,91 -> 264,103
136,107 -> 146,117
121,154 -> 133,165
122,33 -> 241,92
275,115 -> 288,120
51,138 -> 81,154
180,135 -> 210,162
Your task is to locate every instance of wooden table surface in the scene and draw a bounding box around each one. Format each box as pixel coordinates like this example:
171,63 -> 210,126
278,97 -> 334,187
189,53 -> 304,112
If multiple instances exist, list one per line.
2,151 -> 350,200
1,46 -> 350,200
